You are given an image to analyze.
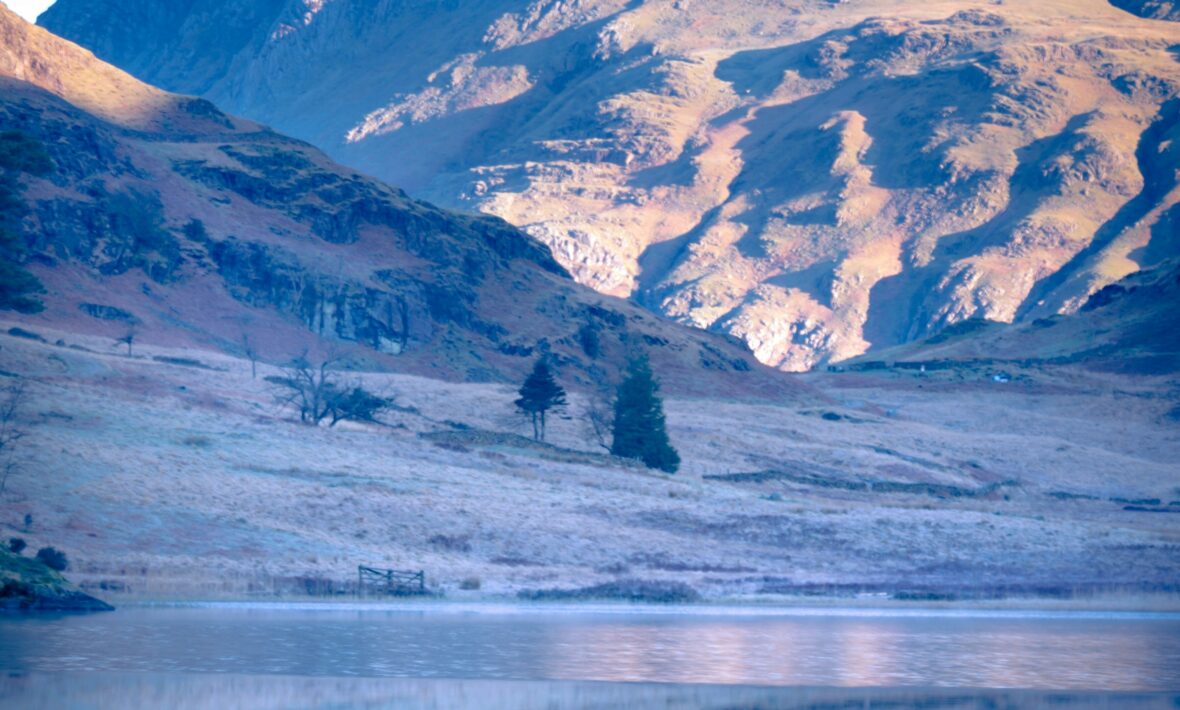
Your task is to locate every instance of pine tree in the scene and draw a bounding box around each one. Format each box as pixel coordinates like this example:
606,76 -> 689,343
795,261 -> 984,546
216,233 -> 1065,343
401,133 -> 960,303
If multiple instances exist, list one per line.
610,355 -> 680,473
515,358 -> 567,442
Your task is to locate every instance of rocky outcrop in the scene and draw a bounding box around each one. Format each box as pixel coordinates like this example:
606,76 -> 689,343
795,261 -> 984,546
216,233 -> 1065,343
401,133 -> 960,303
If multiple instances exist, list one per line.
1,548 -> 113,612
40,0 -> 1180,371
0,7 -> 781,396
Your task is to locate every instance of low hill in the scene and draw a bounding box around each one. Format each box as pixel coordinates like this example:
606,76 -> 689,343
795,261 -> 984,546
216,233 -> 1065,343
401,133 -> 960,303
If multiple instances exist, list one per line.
844,259 -> 1180,375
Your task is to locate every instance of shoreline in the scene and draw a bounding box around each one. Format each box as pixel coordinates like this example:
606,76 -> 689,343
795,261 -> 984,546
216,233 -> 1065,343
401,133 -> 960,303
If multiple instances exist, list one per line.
3,673 -> 1178,707
90,592 -> 1180,616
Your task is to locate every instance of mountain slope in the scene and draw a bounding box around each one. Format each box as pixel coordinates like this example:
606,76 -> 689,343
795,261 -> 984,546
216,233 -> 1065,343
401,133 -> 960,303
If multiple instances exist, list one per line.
0,5 -> 777,395
39,0 -> 1180,371
1111,0 -> 1180,21
845,258 -> 1180,375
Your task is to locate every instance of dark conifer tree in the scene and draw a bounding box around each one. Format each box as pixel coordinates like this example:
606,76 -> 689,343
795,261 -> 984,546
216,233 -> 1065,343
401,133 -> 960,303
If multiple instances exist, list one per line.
610,355 -> 679,473
515,358 -> 567,441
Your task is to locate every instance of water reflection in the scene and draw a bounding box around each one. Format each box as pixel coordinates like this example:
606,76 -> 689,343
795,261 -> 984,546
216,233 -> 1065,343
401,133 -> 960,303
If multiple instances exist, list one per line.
0,606 -> 1177,691
538,614 -> 1180,689
1,673 -> 1176,710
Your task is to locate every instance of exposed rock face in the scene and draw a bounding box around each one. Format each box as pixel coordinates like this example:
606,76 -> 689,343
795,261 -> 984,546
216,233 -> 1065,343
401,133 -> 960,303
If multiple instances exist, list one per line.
0,7 -> 777,395
39,0 -> 1180,370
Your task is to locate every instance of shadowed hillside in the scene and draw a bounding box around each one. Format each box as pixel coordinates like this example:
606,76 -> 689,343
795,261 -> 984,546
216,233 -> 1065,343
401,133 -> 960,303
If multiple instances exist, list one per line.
1112,0 -> 1180,21
0,5 -> 781,396
843,258 -> 1180,375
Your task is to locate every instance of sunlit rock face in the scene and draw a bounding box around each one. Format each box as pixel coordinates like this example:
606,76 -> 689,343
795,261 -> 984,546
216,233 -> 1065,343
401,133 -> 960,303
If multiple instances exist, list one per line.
41,0 -> 1180,370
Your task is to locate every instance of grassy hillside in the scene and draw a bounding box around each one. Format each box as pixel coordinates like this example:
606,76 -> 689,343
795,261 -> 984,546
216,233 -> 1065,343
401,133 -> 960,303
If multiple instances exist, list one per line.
1,323 -> 1176,604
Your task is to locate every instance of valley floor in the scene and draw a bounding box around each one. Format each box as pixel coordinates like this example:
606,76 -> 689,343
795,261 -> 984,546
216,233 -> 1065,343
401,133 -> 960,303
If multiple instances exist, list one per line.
0,324 -> 1177,605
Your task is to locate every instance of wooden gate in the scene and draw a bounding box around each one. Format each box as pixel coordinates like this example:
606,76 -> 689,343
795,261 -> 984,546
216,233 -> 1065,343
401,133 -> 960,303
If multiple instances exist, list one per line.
357,565 -> 426,596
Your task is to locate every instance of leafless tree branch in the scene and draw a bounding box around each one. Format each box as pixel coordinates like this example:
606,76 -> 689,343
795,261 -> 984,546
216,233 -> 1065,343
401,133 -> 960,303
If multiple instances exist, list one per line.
0,381 -> 28,493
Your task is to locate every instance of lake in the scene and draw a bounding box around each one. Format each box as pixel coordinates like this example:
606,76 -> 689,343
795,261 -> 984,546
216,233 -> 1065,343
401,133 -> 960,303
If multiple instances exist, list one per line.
1,603 -> 1177,708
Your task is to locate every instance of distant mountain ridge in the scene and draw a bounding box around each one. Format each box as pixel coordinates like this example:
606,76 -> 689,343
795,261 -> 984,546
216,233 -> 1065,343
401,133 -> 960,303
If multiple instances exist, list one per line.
0,5 -> 780,396
37,0 -> 1180,370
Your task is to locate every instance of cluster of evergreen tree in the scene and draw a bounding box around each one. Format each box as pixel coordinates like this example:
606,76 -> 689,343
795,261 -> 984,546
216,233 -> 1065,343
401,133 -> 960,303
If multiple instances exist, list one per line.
514,354 -> 679,473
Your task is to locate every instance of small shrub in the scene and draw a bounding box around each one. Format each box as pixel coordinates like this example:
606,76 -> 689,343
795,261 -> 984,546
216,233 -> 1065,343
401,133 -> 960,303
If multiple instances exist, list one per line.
6,327 -> 45,342
7,537 -> 26,554
459,577 -> 481,591
428,534 -> 472,553
329,386 -> 390,424
577,323 -> 601,359
181,218 -> 208,241
489,556 -> 538,567
0,579 -> 33,600
0,130 -> 53,174
35,546 -> 68,571
78,303 -> 138,323
518,578 -> 700,603
595,561 -> 630,575
153,356 -> 215,370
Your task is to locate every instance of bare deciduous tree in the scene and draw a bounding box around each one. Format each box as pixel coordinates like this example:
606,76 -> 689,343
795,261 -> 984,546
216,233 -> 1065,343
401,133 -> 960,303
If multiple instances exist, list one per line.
241,333 -> 259,379
267,357 -> 392,427
269,356 -> 336,425
117,328 -> 135,357
583,384 -> 615,453
0,381 -> 27,493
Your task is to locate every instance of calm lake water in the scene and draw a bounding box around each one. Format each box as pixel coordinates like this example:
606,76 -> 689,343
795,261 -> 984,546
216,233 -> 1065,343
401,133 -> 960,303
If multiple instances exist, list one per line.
1,603 -> 1178,708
